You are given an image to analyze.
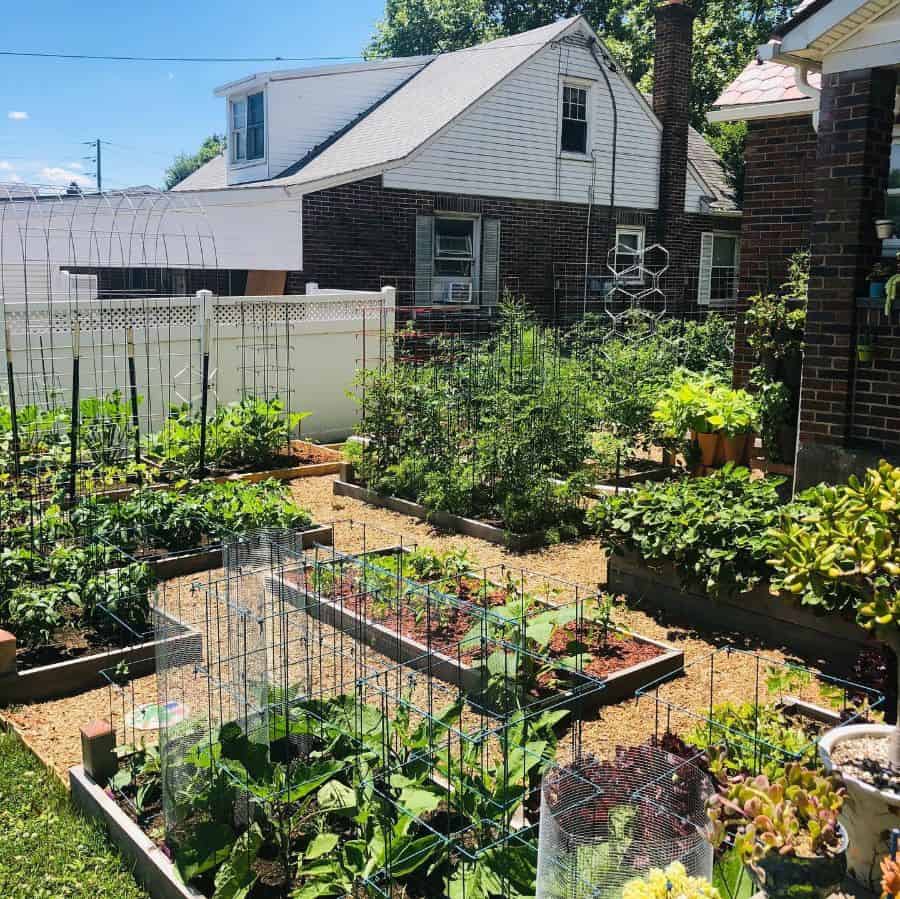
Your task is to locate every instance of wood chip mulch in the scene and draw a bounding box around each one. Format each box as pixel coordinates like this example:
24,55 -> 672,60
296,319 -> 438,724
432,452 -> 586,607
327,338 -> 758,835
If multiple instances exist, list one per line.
3,474 -> 845,781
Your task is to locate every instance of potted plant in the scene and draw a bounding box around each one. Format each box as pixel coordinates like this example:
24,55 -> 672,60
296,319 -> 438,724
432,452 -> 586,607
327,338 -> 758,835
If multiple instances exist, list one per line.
768,460 -> 900,890
707,386 -> 758,465
877,219 -> 895,240
651,371 -> 722,468
869,262 -> 894,300
706,764 -> 848,899
857,328 -> 876,363
749,369 -> 794,465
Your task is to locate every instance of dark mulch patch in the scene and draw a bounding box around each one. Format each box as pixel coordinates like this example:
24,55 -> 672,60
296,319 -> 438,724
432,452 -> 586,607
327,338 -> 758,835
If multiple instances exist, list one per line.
547,620 -> 663,680
14,625 -> 126,670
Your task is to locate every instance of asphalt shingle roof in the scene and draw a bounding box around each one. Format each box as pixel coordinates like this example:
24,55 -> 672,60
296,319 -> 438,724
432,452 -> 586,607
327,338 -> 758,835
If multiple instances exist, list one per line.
173,16 -> 736,213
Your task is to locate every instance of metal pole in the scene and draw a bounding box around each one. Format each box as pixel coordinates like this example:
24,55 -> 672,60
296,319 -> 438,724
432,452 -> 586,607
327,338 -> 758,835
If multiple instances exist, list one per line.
4,323 -> 21,480
197,316 -> 210,477
69,322 -> 81,503
126,327 -> 141,464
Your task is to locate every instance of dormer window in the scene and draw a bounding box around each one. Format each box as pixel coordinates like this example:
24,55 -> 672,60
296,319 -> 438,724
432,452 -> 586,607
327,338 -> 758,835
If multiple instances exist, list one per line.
230,92 -> 265,162
561,83 -> 589,155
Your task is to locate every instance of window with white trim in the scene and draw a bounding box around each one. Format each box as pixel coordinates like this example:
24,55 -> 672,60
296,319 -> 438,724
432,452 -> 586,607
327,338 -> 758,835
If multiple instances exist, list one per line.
230,91 -> 265,163
613,226 -> 645,280
433,216 -> 478,303
561,83 -> 589,155
698,232 -> 740,305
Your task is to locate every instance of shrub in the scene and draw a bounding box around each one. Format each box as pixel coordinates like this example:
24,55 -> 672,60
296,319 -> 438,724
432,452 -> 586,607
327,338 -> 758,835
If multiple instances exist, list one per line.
194,479 -> 312,538
589,465 -> 784,594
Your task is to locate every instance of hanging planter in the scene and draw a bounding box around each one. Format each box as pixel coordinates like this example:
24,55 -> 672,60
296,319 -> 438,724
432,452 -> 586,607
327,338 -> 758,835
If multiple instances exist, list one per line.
857,329 -> 875,363
876,219 -> 895,240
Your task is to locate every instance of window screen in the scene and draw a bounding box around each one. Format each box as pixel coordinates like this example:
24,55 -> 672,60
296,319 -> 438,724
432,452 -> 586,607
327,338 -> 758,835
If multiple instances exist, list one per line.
561,85 -> 588,154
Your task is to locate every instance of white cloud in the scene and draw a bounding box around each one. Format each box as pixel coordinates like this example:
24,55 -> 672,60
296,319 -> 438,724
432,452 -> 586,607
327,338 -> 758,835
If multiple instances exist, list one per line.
7,111 -> 29,121
65,161 -> 85,171
0,161 -> 13,170
39,166 -> 93,187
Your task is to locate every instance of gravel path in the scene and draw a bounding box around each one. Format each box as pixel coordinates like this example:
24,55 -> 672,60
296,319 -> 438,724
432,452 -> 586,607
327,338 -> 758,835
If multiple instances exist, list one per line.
5,474 -> 839,779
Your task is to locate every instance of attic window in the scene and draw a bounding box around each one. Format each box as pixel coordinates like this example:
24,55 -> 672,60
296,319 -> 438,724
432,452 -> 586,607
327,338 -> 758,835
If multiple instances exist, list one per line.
561,84 -> 588,155
231,91 -> 265,163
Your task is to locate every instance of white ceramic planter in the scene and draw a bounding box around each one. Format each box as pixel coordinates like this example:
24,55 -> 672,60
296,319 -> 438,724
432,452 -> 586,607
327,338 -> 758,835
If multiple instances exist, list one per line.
819,723 -> 900,891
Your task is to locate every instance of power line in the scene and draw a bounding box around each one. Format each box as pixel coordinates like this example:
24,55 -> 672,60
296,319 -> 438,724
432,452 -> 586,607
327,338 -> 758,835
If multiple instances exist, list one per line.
0,39 -> 557,65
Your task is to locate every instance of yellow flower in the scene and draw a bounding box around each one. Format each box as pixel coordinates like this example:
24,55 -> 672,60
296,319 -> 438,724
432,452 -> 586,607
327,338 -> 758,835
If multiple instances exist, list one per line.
622,862 -> 721,899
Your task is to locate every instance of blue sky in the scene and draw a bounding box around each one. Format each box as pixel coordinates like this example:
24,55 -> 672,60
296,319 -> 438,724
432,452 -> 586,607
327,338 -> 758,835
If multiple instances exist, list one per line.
0,0 -> 385,190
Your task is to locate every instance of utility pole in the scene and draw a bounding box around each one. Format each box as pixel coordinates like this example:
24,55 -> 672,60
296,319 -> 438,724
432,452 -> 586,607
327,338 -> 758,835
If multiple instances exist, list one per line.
83,138 -> 108,193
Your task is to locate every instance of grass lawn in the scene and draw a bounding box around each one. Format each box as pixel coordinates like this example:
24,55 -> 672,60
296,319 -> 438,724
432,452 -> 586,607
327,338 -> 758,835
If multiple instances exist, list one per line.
0,731 -> 147,899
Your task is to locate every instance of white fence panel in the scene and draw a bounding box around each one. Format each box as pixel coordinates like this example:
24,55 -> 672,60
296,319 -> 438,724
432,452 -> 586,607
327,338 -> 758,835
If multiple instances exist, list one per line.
1,280 -> 395,441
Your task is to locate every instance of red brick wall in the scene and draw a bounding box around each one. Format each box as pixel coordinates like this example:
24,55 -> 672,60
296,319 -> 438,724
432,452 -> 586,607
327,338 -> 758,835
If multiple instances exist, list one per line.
653,0 -> 695,244
733,115 -> 818,386
289,176 -> 740,317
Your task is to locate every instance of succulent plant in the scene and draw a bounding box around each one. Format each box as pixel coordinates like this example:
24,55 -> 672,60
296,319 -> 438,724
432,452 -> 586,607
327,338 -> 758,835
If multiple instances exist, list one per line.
706,764 -> 845,864
882,850 -> 900,898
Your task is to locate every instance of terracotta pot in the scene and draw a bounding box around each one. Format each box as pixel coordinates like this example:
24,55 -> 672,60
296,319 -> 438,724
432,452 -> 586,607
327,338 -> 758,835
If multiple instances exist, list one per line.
695,431 -> 719,467
721,434 -> 748,464
749,825 -> 848,899
820,724 -> 900,891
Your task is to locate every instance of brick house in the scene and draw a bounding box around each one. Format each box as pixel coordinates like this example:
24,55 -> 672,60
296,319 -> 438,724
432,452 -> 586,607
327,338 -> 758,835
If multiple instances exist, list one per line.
170,7 -> 740,319
710,0 -> 899,487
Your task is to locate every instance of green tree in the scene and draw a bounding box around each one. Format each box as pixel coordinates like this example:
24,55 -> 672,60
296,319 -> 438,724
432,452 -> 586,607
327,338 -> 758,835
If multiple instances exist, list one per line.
164,134 -> 226,190
366,0 -> 793,193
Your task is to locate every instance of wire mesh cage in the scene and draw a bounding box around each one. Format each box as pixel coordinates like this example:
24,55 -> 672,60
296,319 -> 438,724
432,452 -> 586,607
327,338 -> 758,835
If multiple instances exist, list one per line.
635,646 -> 886,779
535,746 -> 714,899
0,185 -> 309,499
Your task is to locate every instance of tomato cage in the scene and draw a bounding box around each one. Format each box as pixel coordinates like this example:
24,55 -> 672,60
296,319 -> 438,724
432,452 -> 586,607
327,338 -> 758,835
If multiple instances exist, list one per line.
634,645 -> 886,779
533,745 -> 714,899
95,520 -> 613,898
0,185 -> 303,501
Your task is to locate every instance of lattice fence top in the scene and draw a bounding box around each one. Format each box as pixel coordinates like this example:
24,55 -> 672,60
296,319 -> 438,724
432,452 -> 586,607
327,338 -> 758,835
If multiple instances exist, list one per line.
1,292 -> 390,337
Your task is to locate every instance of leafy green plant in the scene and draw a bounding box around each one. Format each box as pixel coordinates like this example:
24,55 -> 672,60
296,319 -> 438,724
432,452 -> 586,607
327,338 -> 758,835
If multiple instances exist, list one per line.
684,702 -> 817,780
707,764 -> 845,864
767,460 -> 900,762
749,370 -> 792,463
79,390 -> 136,467
4,584 -> 73,645
589,465 -> 785,595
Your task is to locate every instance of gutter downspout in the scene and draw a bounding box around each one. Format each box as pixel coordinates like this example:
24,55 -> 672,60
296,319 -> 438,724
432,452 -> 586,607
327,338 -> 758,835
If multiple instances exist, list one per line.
793,65 -> 821,131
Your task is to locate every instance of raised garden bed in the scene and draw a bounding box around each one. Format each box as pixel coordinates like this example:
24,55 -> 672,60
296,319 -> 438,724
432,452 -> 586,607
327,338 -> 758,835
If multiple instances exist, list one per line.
332,479 -> 549,550
139,522 -> 333,581
606,549 -> 870,666
70,764 -> 203,899
277,551 -> 683,708
0,609 -> 200,704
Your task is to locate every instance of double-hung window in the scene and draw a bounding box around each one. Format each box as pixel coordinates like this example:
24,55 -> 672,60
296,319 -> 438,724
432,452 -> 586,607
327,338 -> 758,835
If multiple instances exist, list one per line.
561,83 -> 589,155
613,226 -> 645,281
698,232 -> 740,305
231,92 -> 265,163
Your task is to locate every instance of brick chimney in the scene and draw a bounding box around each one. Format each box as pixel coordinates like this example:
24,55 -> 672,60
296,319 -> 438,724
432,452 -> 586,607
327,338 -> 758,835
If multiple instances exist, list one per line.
653,0 -> 695,243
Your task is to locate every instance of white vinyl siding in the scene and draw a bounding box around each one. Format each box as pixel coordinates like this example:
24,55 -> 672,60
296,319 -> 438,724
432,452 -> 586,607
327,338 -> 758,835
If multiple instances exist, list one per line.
684,168 -> 706,212
384,35 -> 661,208
265,64 -> 426,178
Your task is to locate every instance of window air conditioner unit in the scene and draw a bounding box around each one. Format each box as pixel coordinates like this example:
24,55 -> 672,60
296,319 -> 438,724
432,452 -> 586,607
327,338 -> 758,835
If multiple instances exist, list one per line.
445,281 -> 473,303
